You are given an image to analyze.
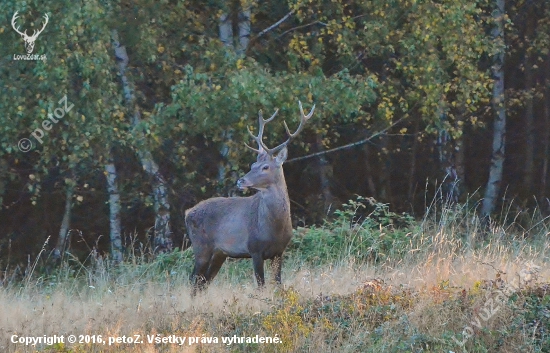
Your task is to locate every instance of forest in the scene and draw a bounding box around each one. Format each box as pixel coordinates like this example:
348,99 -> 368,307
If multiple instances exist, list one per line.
1,0 -> 550,352
0,0 -> 547,262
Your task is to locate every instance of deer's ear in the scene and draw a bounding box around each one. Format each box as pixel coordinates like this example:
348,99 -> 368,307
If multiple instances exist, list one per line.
257,149 -> 269,162
275,147 -> 288,166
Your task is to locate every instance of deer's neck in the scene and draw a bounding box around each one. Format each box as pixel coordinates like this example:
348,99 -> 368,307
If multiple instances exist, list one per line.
257,180 -> 290,222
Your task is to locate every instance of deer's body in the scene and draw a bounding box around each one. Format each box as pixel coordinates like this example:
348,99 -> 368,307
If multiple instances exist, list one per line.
185,102 -> 314,294
186,189 -> 292,259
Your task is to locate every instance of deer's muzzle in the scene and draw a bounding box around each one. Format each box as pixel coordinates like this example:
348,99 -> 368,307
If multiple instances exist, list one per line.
237,178 -> 251,190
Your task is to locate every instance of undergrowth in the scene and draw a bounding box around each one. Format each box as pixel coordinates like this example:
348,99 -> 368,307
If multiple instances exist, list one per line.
1,196 -> 549,352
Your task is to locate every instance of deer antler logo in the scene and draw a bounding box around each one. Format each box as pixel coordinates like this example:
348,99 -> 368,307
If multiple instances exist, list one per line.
11,11 -> 49,54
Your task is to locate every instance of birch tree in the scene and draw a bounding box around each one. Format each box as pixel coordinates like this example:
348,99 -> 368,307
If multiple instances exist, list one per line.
53,178 -> 74,260
111,30 -> 173,252
218,1 -> 251,56
216,2 -> 252,189
0,0 -> 128,262
105,158 -> 123,263
482,0 -> 507,218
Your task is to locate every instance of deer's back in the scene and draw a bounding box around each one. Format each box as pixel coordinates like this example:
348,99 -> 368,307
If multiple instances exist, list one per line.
185,196 -> 258,256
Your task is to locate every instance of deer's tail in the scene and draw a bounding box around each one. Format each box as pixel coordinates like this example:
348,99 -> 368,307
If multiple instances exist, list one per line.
182,209 -> 194,252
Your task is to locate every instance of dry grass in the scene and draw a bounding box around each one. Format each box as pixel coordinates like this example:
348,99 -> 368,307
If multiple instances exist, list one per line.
1,203 -> 549,352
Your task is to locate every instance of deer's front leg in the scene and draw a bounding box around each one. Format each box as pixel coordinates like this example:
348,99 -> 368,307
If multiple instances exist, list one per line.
252,254 -> 265,287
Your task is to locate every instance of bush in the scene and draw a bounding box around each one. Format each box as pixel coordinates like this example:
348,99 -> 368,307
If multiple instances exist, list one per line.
288,196 -> 415,265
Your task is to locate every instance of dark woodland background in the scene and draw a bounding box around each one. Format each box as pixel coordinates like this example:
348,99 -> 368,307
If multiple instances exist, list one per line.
0,0 -> 549,265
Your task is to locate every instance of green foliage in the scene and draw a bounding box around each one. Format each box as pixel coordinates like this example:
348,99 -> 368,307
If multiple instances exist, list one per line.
286,0 -> 494,138
153,60 -> 377,192
511,288 -> 550,351
1,0 -> 127,203
289,196 -> 414,265
334,195 -> 414,228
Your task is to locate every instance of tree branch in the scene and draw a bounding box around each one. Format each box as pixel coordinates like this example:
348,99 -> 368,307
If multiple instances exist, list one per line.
257,11 -> 294,38
286,118 -> 404,164
277,20 -> 326,39
276,13 -> 370,40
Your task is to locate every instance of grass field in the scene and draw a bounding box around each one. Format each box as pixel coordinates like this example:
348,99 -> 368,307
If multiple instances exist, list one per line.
1,199 -> 549,352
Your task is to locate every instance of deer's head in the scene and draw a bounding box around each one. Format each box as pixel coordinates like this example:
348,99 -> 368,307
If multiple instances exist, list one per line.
237,101 -> 315,191
11,12 -> 49,54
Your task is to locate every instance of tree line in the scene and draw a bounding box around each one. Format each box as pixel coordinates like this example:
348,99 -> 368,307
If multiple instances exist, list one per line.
0,0 -> 549,265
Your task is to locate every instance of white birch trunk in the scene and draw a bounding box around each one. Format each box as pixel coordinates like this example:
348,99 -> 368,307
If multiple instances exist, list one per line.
105,159 -> 123,263
481,0 -> 506,217
220,12 -> 234,49
111,30 -> 173,252
237,9 -> 251,56
53,182 -> 74,260
219,5 -> 250,56
216,4 -> 249,185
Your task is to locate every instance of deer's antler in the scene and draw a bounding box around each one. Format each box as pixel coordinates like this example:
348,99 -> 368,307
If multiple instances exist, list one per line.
245,108 -> 279,154
246,101 -> 315,156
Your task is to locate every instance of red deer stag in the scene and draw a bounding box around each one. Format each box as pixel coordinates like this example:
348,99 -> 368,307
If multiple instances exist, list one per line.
185,101 -> 315,294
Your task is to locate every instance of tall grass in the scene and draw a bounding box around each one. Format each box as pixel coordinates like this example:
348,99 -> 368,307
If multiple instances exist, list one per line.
1,197 -> 549,352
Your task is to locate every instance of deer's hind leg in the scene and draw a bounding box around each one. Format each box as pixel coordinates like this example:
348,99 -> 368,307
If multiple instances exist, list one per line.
190,245 -> 212,296
205,252 -> 227,282
251,253 -> 266,287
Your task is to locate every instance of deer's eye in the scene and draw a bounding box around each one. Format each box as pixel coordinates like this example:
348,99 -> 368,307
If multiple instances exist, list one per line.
262,165 -> 269,171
